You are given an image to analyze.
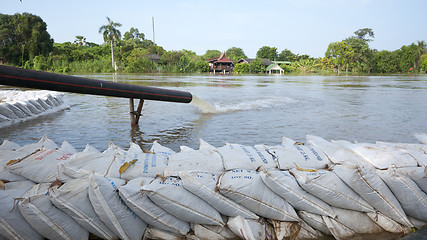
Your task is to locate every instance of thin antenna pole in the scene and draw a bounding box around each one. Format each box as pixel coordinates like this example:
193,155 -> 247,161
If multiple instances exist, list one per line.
152,17 -> 155,44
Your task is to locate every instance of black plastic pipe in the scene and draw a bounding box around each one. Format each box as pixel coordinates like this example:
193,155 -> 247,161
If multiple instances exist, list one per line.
0,65 -> 192,103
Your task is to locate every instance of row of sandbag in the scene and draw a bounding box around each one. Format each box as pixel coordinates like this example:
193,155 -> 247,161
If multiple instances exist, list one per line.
0,90 -> 68,128
1,135 -> 427,239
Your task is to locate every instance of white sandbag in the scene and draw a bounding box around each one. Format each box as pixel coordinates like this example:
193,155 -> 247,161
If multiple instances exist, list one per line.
260,169 -> 336,217
106,142 -> 168,179
150,140 -> 176,155
192,223 -> 237,240
226,216 -> 256,240
408,216 -> 427,230
376,141 -> 427,167
0,140 -> 20,150
297,211 -> 330,236
367,211 -> 412,234
395,167 -> 427,193
6,141 -> 76,183
414,133 -> 427,144
57,143 -> 120,181
179,171 -> 258,219
331,207 -> 383,234
333,141 -> 418,169
218,169 -> 300,222
143,227 -> 182,240
333,165 -> 413,227
377,168 -> 427,221
18,183 -> 89,240
88,174 -> 147,240
0,137 -> 56,182
270,220 -> 323,240
0,135 -> 58,166
13,101 -> 33,117
322,215 -> 355,240
165,139 -> 225,176
142,176 -> 224,226
49,178 -> 117,239
0,103 -> 19,119
216,143 -> 277,171
267,137 -> 331,170
118,177 -> 190,235
306,135 -> 375,169
0,180 -> 43,240
291,168 -> 375,212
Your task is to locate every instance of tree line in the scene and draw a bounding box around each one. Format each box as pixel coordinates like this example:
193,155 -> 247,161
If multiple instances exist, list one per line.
1,13 -> 426,74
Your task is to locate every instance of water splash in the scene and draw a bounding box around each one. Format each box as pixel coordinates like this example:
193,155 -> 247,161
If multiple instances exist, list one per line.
190,95 -> 218,113
191,95 -> 296,114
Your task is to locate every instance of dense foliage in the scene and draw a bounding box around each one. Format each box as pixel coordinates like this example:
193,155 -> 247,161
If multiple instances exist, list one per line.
1,13 -> 426,74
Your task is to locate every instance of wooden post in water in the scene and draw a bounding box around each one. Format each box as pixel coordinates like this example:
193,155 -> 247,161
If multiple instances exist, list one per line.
129,98 -> 144,127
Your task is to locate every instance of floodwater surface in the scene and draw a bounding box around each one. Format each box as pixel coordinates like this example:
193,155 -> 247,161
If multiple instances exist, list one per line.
1,74 -> 426,151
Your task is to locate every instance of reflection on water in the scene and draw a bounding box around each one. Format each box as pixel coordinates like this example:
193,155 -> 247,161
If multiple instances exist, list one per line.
1,74 -> 427,151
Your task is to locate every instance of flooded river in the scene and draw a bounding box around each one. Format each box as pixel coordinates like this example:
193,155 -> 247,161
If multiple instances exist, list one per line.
1,74 -> 426,151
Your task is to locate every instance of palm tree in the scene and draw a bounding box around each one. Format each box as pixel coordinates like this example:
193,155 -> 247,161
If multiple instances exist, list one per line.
99,17 -> 122,71
415,40 -> 426,69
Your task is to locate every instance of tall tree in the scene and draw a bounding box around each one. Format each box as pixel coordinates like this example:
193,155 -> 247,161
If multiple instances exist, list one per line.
74,35 -> 86,46
278,49 -> 295,61
354,28 -> 374,41
256,46 -> 278,60
0,13 -> 53,66
414,40 -> 426,69
226,47 -> 247,62
99,17 -> 122,70
203,50 -> 221,60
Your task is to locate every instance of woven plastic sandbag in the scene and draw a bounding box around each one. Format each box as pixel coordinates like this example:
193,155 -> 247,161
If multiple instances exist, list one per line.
6,141 -> 76,183
266,137 -> 331,170
333,164 -> 413,228
0,180 -> 43,240
216,143 -> 277,171
49,177 -> 117,239
88,174 -> 147,240
260,169 -> 336,217
291,168 -> 375,212
179,171 -> 258,219
18,183 -> 89,240
142,176 -> 224,226
218,169 -> 300,222
106,142 -> 168,179
118,177 -> 190,235
377,168 -> 427,221
165,139 -> 225,177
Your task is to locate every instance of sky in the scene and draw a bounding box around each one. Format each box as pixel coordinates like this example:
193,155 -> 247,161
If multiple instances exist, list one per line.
2,0 -> 426,58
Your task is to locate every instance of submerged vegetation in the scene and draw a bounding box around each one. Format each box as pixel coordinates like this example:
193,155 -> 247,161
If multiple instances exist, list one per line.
1,13 -> 426,74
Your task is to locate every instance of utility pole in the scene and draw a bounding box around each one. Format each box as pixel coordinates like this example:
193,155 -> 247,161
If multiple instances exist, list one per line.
152,17 -> 155,44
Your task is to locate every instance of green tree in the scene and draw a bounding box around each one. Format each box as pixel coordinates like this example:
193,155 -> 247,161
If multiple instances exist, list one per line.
325,41 -> 353,74
233,62 -> 250,73
99,17 -> 122,71
420,54 -> 427,73
74,36 -> 86,46
256,46 -> 278,60
374,50 -> 401,73
278,49 -> 295,61
226,47 -> 247,62
414,40 -> 426,70
249,58 -> 265,73
354,28 -> 374,41
203,50 -> 221,59
399,44 -> 417,72
0,13 -> 53,66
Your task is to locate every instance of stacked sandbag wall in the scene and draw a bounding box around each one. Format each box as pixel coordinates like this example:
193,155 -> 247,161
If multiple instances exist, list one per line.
0,133 -> 426,240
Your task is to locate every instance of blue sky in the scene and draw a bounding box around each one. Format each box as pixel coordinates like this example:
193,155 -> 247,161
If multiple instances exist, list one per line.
2,0 -> 426,58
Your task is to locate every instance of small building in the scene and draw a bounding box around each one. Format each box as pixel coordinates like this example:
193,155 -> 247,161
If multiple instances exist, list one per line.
237,58 -> 285,74
207,52 -> 234,73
